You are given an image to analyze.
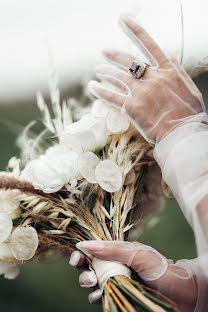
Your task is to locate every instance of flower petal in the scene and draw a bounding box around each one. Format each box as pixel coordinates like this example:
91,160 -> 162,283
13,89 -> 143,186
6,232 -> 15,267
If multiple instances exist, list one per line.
63,114 -> 108,153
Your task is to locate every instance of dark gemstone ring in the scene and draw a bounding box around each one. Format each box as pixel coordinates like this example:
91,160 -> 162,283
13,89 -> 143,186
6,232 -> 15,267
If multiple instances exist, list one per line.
128,60 -> 147,79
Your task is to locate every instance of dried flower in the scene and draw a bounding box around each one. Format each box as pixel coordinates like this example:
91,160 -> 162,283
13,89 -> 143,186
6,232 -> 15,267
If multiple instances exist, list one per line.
11,226 -> 39,261
95,160 -> 122,192
0,189 -> 21,219
78,152 -> 100,183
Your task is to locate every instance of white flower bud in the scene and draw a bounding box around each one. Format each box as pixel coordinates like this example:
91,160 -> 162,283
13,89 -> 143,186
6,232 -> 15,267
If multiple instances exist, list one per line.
11,226 -> 39,261
78,152 -> 100,183
106,110 -> 130,134
63,114 -> 108,153
0,213 -> 13,243
95,160 -> 122,193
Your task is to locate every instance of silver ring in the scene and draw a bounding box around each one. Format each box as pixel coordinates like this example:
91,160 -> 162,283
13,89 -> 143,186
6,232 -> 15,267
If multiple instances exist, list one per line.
129,60 -> 147,79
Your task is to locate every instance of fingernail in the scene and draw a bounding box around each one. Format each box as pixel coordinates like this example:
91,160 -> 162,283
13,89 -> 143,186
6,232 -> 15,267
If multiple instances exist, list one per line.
88,80 -> 100,89
76,241 -> 104,253
69,251 -> 81,267
79,271 -> 97,288
88,80 -> 100,95
102,49 -> 113,57
88,289 -> 103,304
119,13 -> 136,23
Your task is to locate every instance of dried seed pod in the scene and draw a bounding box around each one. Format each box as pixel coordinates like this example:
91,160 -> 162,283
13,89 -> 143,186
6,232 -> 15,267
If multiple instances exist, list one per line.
78,152 -> 100,183
106,110 -> 130,134
11,226 -> 39,260
0,213 -> 13,244
95,160 -> 122,192
91,99 -> 112,117
124,169 -> 136,185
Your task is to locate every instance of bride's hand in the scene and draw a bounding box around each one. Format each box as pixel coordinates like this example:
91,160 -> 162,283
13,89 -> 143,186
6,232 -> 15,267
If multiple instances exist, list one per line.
69,241 -> 201,312
88,15 -> 205,145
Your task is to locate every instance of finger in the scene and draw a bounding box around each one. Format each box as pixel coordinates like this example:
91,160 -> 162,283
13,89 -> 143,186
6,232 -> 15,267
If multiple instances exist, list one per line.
77,240 -> 168,281
119,15 -> 169,68
103,49 -> 134,70
79,270 -> 97,288
69,251 -> 85,268
88,289 -> 103,304
95,64 -> 132,90
169,55 -> 202,95
88,80 -> 126,108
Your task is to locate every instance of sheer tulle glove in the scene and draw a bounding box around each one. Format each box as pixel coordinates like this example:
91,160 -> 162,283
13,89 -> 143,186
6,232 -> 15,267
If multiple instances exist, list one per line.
69,241 -> 208,311
89,14 -> 208,274
88,15 -> 205,146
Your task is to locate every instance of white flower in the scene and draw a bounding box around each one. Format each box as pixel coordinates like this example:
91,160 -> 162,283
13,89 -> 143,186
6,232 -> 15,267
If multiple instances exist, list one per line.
0,242 -> 19,279
0,262 -> 19,280
10,226 -> 39,261
63,113 -> 108,153
0,189 -> 21,219
22,146 -> 81,193
91,99 -> 112,117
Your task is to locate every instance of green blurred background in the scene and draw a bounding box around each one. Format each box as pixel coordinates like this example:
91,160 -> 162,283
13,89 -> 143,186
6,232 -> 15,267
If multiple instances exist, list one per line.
0,74 -> 207,312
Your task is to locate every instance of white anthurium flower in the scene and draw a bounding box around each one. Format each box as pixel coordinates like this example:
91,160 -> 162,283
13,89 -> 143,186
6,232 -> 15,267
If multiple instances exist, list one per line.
11,226 -> 39,261
63,113 -> 108,153
22,146 -> 81,193
0,213 -> 13,244
78,152 -> 101,183
0,189 -> 21,220
95,160 -> 122,193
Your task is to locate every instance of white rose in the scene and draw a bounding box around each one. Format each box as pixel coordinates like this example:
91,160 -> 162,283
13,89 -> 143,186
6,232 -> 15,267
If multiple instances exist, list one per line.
22,146 -> 81,193
63,113 -> 108,153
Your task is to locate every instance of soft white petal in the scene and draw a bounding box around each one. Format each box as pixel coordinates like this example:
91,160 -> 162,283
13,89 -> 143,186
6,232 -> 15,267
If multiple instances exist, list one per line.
91,99 -> 112,117
0,262 -> 19,280
22,150 -> 81,193
63,114 -> 108,153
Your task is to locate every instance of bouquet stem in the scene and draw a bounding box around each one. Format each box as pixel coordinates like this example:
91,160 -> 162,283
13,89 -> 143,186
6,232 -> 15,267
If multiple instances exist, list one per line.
103,276 -> 180,312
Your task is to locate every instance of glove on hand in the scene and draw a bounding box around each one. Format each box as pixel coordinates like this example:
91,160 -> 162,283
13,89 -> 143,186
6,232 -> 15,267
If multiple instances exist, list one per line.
88,15 -> 205,146
69,241 -> 208,312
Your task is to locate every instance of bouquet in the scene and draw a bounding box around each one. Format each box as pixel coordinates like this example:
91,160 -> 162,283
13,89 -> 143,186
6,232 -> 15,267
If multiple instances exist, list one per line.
0,74 -> 179,312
